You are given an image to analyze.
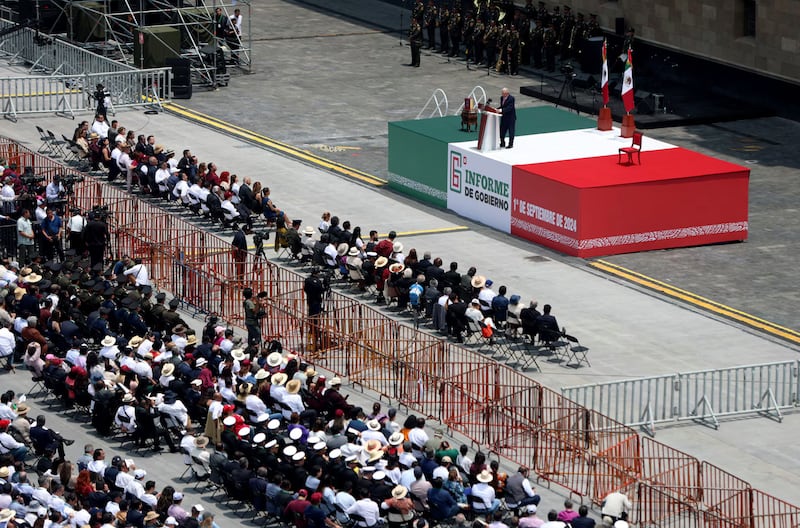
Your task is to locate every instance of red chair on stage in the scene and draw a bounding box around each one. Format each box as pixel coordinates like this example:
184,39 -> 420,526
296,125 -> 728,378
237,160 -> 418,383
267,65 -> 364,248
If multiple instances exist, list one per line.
618,131 -> 643,165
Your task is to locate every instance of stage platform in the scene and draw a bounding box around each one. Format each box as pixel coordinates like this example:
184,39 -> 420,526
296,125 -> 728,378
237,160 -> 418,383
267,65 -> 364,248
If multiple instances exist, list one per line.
388,107 -> 593,207
388,107 -> 749,257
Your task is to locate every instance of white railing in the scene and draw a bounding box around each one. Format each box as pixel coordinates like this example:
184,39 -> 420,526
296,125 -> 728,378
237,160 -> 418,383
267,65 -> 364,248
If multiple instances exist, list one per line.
416,88 -> 449,119
1,69 -> 171,121
454,85 -> 488,114
562,360 -> 799,436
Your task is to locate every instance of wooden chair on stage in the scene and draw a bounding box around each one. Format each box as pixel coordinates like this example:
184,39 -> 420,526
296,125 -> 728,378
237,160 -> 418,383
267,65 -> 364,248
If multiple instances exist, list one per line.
619,131 -> 643,165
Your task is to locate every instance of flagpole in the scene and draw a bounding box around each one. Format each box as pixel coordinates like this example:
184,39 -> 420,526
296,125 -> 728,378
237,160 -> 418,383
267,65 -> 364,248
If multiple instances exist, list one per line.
597,38 -> 612,131
620,46 -> 636,137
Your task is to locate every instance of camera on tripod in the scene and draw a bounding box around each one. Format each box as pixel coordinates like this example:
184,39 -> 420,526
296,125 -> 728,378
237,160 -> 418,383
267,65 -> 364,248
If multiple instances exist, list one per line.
91,204 -> 111,221
60,173 -> 85,196
560,63 -> 576,77
20,167 -> 44,188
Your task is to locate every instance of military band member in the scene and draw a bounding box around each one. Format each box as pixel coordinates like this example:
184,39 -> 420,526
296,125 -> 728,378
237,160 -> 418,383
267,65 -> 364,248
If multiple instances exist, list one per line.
424,0 -> 437,49
409,18 -> 423,67
438,4 -> 450,54
531,18 -> 544,68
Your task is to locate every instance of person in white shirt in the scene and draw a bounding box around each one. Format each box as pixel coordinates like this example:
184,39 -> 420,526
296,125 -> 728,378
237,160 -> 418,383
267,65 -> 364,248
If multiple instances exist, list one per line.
123,259 -> 150,286
154,162 -> 171,195
465,299 -> 484,323
0,322 -> 15,362
346,490 -> 381,527
116,144 -> 133,192
45,178 -> 64,203
221,193 -> 238,222
360,420 -> 388,447
407,419 -> 429,450
114,393 -> 138,433
471,470 -> 500,513
90,115 -> 110,139
173,172 -> 190,204
601,491 -> 632,522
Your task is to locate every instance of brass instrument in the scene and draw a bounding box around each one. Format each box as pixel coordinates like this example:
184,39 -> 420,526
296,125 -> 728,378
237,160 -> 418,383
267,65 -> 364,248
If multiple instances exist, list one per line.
495,56 -> 504,72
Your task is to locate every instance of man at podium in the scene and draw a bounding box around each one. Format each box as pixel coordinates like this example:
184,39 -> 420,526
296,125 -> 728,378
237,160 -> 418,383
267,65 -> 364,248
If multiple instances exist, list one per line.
499,87 -> 516,149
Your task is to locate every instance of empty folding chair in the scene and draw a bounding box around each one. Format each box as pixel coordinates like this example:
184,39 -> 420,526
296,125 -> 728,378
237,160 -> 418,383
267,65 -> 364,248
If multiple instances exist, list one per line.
564,334 -> 591,368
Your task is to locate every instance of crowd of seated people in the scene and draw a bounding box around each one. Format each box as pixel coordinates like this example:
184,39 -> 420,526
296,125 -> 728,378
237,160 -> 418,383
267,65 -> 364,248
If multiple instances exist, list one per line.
287,215 -> 565,345
80,115 -> 289,233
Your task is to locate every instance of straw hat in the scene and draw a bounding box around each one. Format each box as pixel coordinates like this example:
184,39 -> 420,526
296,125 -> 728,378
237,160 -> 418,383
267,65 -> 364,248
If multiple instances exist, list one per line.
375,256 -> 388,268
254,369 -> 270,380
122,393 -> 136,404
477,469 -> 493,483
161,363 -> 175,377
366,420 -> 381,432
231,348 -> 247,362
388,432 -> 404,446
389,263 -> 405,274
364,439 -> 383,454
286,379 -> 302,395
26,273 -> 42,283
194,436 -> 209,449
13,287 -> 25,300
101,335 -> 116,347
471,275 -> 486,289
266,352 -> 283,368
392,486 -> 408,500
144,511 -> 160,522
271,372 -> 288,386
128,336 -> 144,349
392,242 -> 403,253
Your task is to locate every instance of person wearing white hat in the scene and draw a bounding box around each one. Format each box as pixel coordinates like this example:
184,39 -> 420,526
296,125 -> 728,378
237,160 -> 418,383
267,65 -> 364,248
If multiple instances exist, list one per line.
471,470 -> 501,513
360,420 -> 388,447
114,393 -> 138,434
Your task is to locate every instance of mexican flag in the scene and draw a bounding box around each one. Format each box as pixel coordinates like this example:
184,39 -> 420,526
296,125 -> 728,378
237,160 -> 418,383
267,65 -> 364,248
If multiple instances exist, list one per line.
621,48 -> 634,113
601,40 -> 609,106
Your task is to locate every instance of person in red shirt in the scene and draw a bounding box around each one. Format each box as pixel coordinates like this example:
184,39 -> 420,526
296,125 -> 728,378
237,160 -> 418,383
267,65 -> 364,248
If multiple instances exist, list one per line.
284,489 -> 311,528
373,231 -> 397,258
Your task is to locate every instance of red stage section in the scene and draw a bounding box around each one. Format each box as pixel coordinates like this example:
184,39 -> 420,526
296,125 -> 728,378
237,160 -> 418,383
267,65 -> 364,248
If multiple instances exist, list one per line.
511,148 -> 750,257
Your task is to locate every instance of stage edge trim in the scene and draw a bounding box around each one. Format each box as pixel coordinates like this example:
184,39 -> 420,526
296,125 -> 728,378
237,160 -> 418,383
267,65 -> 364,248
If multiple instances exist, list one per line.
590,260 -> 800,345
164,103 -> 388,187
377,226 -> 469,238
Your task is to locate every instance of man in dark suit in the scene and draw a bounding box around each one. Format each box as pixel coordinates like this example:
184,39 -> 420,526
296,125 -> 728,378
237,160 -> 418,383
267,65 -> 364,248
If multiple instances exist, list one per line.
499,87 -> 516,148
536,304 -> 560,336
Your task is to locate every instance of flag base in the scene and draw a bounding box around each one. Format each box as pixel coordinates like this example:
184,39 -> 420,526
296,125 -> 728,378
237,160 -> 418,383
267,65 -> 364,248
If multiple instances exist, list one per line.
597,108 -> 612,131
621,114 -> 636,138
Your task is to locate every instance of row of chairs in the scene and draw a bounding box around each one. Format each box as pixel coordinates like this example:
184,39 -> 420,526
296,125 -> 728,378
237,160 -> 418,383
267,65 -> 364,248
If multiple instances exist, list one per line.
35,126 -> 90,172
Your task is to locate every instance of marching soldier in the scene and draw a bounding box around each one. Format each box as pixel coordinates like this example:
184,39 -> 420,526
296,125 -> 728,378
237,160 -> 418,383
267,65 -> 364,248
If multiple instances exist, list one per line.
438,4 -> 450,54
449,9 -> 463,57
409,18 -> 423,67
424,0 -> 437,49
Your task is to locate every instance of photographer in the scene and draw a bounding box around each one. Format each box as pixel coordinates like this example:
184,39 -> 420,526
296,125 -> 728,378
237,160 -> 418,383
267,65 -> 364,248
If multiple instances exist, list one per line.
45,175 -> 64,204
67,207 -> 86,254
304,267 -> 327,352
92,83 -> 111,120
83,210 -> 110,267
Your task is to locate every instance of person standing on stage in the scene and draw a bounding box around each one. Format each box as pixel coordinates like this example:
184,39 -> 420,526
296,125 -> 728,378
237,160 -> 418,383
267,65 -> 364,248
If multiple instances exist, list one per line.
499,88 -> 516,149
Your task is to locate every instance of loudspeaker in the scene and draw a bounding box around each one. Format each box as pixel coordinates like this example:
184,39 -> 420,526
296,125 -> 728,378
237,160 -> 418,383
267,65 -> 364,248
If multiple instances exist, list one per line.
166,57 -> 192,99
572,73 -> 597,90
134,26 -> 181,68
615,17 -> 626,36
74,2 -> 106,42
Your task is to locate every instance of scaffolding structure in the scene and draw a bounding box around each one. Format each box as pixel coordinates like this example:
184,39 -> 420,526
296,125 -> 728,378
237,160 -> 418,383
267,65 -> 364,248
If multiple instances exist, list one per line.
41,0 -> 252,87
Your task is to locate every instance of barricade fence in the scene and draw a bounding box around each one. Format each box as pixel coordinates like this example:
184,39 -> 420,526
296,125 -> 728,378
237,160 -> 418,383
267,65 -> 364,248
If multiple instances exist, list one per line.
562,361 -> 799,434
4,136 -> 800,526
0,19 -> 136,75
0,70 -> 171,119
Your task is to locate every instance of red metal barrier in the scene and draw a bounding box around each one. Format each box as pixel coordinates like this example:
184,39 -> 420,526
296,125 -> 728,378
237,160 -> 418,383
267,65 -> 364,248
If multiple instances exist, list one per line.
701,462 -> 751,525
642,437 -> 702,503
637,482 -> 700,528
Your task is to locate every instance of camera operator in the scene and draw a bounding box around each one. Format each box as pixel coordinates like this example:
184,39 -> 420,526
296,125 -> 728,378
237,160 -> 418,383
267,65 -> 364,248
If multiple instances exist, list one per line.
45,175 -> 64,204
242,287 -> 266,348
304,267 -> 327,352
83,210 -> 110,267
67,207 -> 87,254
92,83 -> 111,120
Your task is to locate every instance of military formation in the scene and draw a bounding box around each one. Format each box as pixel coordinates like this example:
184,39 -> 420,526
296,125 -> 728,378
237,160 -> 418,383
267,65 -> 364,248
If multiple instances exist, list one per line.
409,0 -> 602,74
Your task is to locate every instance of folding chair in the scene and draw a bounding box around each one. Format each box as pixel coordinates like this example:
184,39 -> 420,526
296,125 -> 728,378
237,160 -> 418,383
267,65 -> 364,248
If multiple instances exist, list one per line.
36,126 -> 52,154
463,319 -> 484,346
538,328 -> 570,363
563,334 -> 591,368
26,368 -> 46,398
47,130 -> 68,158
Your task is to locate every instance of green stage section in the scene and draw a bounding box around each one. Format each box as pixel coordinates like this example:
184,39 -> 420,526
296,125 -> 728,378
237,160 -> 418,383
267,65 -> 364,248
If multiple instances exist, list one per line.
387,106 -> 594,208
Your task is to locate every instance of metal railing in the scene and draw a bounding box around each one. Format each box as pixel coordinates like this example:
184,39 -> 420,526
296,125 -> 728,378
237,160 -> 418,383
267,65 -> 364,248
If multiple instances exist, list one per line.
0,19 -> 136,75
562,360 -> 799,435
454,85 -> 488,114
0,69 -> 171,120
416,88 -> 449,119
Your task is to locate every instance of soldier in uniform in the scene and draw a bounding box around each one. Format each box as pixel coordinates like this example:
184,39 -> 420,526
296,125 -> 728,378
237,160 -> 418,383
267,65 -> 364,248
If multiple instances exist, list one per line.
543,21 -> 557,71
573,12 -> 587,61
518,12 -> 531,65
463,14 -> 476,63
507,26 -> 521,75
523,0 -> 535,19
162,298 -> 188,330
550,5 -> 562,37
560,6 -> 575,60
531,17 -> 544,68
484,20 -> 498,70
473,18 -> 485,64
495,24 -> 509,73
537,1 -> 549,26
149,292 -> 167,331
409,18 -> 423,67
424,0 -> 437,49
412,0 -> 425,25
448,9 -> 462,57
587,13 -> 601,38
438,4 -> 450,55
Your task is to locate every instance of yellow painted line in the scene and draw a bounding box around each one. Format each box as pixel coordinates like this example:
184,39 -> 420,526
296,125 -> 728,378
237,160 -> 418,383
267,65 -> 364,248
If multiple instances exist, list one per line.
378,226 -> 469,238
164,102 -> 388,187
590,259 -> 800,344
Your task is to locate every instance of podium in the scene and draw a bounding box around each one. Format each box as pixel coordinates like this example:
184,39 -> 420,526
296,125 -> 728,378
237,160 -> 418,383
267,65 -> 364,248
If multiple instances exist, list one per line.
477,104 -> 501,152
